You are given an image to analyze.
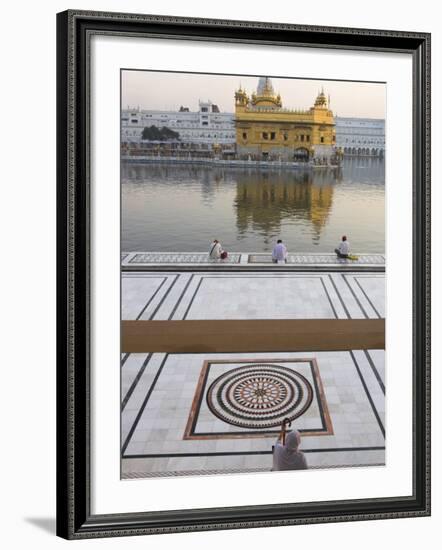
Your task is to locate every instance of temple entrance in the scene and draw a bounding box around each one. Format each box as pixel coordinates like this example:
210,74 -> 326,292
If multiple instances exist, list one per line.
293,147 -> 310,162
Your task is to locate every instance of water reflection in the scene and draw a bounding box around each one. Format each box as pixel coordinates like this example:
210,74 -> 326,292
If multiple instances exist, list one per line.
121,158 -> 384,253
341,156 -> 386,184
234,169 -> 340,246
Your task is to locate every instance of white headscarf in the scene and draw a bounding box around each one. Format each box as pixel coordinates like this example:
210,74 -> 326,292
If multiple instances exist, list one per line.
272,430 -> 307,471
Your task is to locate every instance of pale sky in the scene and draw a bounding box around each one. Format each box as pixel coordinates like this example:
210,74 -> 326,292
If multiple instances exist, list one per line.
121,70 -> 386,119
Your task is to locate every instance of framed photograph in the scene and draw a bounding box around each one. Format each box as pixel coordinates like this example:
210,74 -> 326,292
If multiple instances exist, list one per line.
56,10 -> 430,539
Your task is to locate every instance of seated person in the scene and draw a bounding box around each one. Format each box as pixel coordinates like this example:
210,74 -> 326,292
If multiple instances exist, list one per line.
209,239 -> 222,259
272,419 -> 307,471
335,235 -> 350,258
272,239 -> 288,264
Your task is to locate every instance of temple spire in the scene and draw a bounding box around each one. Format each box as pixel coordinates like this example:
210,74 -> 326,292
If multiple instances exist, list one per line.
257,77 -> 274,95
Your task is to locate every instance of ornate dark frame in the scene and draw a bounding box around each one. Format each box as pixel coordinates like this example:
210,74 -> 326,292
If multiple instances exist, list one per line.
56,9 -> 431,539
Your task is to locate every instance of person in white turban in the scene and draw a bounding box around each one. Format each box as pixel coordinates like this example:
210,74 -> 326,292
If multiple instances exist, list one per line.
272,423 -> 308,471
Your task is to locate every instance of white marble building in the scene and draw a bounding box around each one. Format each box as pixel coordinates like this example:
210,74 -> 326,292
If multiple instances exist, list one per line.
122,101 -> 235,144
335,117 -> 385,157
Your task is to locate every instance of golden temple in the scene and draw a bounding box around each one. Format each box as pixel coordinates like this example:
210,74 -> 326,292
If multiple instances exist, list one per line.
235,77 -> 337,162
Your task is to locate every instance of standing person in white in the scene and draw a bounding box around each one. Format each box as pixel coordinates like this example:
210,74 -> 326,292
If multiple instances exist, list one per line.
209,239 -> 222,260
272,239 -> 288,264
335,235 -> 350,258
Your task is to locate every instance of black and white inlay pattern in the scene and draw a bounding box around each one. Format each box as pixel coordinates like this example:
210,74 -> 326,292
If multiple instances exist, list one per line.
206,364 -> 313,429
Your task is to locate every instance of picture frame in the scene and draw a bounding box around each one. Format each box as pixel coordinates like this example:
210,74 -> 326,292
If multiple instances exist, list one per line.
56,9 -> 431,539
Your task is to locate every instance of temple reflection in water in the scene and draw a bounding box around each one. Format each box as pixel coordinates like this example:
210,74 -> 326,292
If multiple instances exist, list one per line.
121,158 -> 384,253
234,169 -> 341,245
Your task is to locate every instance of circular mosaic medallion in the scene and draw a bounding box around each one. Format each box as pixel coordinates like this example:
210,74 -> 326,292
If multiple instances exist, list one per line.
206,364 -> 313,429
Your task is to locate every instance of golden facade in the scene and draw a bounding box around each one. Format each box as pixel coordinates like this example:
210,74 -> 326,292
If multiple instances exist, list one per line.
235,77 -> 336,161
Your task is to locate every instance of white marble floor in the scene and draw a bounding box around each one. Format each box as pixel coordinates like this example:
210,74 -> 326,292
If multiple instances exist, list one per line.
122,252 -> 385,268
121,271 -> 385,478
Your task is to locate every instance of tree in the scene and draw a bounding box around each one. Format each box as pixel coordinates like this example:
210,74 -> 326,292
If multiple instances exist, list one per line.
141,125 -> 180,141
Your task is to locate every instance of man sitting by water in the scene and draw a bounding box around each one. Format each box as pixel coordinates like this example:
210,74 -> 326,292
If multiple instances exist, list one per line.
335,235 -> 350,258
272,239 -> 288,264
209,239 -> 222,260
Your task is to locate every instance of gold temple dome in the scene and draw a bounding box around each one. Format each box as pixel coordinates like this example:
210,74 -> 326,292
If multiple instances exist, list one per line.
314,89 -> 328,108
251,77 -> 282,108
257,76 -> 274,95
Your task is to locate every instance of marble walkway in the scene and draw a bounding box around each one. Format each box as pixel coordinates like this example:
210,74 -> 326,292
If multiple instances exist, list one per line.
121,270 -> 385,479
122,252 -> 385,271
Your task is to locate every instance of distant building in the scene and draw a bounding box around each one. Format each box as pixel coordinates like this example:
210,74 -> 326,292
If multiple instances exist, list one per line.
234,77 -> 337,162
121,101 -> 235,145
335,117 -> 385,157
121,89 -> 385,161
